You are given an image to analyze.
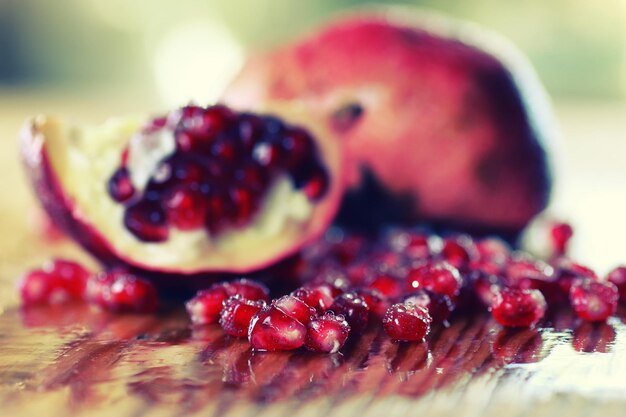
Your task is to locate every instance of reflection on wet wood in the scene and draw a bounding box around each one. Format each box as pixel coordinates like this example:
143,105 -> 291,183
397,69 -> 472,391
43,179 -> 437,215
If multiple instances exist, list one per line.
1,302 -> 625,417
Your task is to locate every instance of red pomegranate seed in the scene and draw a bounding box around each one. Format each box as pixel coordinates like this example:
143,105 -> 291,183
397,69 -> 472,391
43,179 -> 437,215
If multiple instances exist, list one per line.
248,306 -> 307,351
607,266 -> 626,299
406,262 -> 463,299
273,295 -> 317,325
292,283 -> 341,313
123,201 -> 169,242
174,105 -> 233,152
229,186 -> 257,225
505,256 -> 553,287
219,295 -> 266,338
440,236 -> 476,269
366,274 -> 403,298
281,128 -> 314,169
107,167 -> 135,202
471,272 -> 503,308
18,259 -> 90,305
383,303 -> 432,342
225,278 -> 270,302
185,279 -> 268,325
550,222 -> 573,256
304,312 -> 351,353
91,271 -> 158,313
252,141 -> 283,168
553,259 -> 597,294
301,165 -> 329,201
164,188 -> 208,230
353,288 -> 389,318
330,292 -> 370,333
490,288 -> 546,328
569,280 -> 618,322
404,289 -> 454,324
476,237 -> 510,262
406,234 -> 431,259
186,286 -> 230,325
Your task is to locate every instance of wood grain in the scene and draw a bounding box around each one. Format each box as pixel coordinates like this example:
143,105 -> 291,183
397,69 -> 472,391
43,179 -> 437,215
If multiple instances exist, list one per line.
1,92 -> 626,416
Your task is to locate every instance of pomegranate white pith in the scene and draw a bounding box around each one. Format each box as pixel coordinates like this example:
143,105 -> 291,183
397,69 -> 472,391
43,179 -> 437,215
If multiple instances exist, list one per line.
22,106 -> 343,275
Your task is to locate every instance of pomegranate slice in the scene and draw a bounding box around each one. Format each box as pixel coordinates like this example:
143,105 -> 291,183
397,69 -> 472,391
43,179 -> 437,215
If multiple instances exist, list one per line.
21,104 -> 343,277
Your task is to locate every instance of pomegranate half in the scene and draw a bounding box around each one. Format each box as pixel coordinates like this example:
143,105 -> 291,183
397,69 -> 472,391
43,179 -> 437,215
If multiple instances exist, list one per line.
223,8 -> 555,234
20,104 -> 343,278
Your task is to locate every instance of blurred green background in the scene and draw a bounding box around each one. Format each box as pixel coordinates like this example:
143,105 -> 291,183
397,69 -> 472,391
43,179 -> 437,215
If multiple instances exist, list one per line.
1,0 -> 625,104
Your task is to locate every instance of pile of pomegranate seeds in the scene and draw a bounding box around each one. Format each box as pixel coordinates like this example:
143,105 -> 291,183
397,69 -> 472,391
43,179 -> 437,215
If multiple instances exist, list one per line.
18,221 -> 626,355
108,104 -> 329,242
19,259 -> 158,314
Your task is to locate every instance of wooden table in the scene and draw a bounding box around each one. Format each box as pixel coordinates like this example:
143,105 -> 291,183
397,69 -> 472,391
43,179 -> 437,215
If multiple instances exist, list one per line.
1,90 -> 625,416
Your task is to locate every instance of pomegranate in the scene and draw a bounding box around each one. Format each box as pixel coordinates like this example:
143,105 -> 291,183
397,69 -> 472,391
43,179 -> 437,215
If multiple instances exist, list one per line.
20,104 -> 343,279
223,8 -> 554,233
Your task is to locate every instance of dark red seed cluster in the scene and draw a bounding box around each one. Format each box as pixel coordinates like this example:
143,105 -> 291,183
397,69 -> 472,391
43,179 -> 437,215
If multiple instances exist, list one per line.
107,104 -> 329,242
19,259 -> 159,314
20,220 -> 626,356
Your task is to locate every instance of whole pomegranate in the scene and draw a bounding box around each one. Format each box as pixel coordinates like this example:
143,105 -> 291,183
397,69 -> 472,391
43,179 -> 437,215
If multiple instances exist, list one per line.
223,8 -> 554,234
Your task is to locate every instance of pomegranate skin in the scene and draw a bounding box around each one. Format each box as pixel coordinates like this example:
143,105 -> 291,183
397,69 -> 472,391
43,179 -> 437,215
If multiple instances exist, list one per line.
223,8 -> 554,233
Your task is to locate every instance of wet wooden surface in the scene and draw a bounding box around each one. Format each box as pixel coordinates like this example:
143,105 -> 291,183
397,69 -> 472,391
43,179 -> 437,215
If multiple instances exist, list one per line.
1,91 -> 626,416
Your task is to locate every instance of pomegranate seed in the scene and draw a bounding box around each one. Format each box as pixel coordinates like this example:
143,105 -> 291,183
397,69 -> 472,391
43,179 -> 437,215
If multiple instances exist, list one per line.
607,266 -> 626,299
123,201 -> 169,242
185,279 -> 268,325
273,295 -> 317,325
550,222 -> 573,256
553,259 -> 597,294
383,303 -> 432,342
91,271 -> 158,313
164,188 -> 208,230
406,234 -> 431,259
404,289 -> 454,324
304,312 -> 351,353
281,129 -> 314,169
248,306 -> 307,351
252,141 -> 283,168
108,167 -> 135,202
186,286 -> 230,325
406,262 -> 463,299
18,259 -> 90,305
569,280 -> 618,322
225,279 -> 270,302
219,295 -> 266,338
330,292 -> 370,333
505,256 -> 553,287
476,237 -> 510,262
490,288 -> 546,328
366,274 -> 403,298
292,283 -> 340,313
353,288 -> 389,318
440,236 -> 476,269
471,272 -> 503,308
301,164 -> 329,201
